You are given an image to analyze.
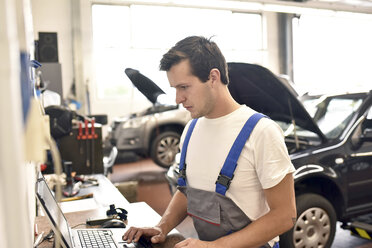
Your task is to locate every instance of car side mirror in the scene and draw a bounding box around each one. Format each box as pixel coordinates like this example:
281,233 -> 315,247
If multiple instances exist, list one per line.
361,128 -> 372,142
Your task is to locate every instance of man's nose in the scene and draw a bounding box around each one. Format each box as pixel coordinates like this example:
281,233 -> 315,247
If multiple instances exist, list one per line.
175,91 -> 185,105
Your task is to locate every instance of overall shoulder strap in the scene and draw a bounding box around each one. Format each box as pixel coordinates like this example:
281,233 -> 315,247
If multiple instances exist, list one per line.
215,113 -> 267,195
178,118 -> 198,186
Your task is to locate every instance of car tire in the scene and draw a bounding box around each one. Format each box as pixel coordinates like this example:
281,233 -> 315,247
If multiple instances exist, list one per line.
279,193 -> 337,248
150,131 -> 180,168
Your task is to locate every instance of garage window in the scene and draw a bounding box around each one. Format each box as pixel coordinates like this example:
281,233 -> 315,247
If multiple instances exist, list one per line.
92,4 -> 263,99
293,12 -> 372,94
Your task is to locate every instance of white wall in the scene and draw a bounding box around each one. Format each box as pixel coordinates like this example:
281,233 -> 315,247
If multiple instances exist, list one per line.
31,0 -> 74,100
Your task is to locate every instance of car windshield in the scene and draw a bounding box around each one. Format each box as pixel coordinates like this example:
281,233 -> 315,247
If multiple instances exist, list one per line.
313,97 -> 363,139
279,94 -> 365,141
302,95 -> 365,139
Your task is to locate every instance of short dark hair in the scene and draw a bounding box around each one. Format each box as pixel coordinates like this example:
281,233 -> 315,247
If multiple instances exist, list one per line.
159,36 -> 229,85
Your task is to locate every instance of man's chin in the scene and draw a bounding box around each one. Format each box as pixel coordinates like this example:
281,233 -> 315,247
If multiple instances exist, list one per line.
190,112 -> 202,119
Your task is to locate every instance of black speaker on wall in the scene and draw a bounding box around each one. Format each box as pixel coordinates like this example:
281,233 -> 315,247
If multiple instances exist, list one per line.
37,32 -> 59,63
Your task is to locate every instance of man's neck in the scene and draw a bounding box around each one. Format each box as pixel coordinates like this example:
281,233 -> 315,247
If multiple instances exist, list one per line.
205,95 -> 240,119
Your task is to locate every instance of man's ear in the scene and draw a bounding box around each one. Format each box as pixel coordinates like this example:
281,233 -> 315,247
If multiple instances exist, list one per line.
209,68 -> 221,85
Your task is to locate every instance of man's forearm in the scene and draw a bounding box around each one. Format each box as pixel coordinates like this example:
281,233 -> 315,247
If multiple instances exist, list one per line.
156,190 -> 188,235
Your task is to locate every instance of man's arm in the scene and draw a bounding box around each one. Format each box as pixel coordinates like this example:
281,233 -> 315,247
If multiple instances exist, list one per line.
156,190 -> 188,235
215,173 -> 296,248
123,190 -> 188,244
175,173 -> 296,248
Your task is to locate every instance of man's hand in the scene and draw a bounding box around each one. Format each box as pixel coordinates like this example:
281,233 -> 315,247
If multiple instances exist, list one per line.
123,226 -> 166,244
174,238 -> 210,248
123,190 -> 188,246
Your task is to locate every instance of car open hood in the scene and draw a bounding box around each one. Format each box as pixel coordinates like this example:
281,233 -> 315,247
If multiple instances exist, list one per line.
125,68 -> 165,104
227,62 -> 326,141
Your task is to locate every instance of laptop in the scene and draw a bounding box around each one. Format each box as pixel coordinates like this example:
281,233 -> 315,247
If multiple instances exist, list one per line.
35,175 -> 150,248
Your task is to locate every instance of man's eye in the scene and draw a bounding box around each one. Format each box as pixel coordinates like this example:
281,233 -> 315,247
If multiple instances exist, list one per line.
180,86 -> 188,90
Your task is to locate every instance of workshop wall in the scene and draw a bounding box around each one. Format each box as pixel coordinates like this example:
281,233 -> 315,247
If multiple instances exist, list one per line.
31,0 -> 74,101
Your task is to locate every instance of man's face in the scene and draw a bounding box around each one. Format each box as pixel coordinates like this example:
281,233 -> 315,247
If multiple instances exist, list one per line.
167,60 -> 215,119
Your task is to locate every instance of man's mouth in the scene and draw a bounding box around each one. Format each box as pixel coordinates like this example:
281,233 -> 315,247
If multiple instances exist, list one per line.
184,106 -> 192,111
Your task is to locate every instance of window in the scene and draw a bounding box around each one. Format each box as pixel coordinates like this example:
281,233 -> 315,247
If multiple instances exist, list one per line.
293,12 -> 372,94
92,4 -> 263,99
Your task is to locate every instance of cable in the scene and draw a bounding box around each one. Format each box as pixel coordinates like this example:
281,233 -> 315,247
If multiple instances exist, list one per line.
71,223 -> 86,229
38,229 -> 55,246
46,136 -> 63,248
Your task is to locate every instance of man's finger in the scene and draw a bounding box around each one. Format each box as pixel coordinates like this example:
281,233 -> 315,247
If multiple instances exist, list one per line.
124,228 -> 140,243
123,227 -> 134,240
133,230 -> 144,242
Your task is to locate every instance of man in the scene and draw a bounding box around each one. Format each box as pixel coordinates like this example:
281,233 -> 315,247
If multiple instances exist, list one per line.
123,36 -> 296,248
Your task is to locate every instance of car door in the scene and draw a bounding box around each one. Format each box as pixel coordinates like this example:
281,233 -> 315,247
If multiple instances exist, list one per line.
344,105 -> 372,211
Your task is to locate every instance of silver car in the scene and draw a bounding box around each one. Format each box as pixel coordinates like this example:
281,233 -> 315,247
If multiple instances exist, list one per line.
106,68 -> 191,168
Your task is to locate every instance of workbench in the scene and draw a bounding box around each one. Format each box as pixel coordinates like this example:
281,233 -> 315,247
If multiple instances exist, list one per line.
34,174 -> 167,248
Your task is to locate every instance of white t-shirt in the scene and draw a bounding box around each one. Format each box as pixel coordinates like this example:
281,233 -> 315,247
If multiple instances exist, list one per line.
180,105 -> 295,242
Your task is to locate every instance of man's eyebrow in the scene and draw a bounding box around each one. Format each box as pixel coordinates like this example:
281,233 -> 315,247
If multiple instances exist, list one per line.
173,83 -> 188,88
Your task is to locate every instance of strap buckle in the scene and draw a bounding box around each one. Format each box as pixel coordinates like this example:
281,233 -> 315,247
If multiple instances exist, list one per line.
216,173 -> 234,189
178,167 -> 187,180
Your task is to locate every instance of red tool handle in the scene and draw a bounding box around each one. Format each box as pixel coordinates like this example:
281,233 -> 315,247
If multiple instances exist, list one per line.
84,119 -> 89,139
91,118 -> 97,139
78,122 -> 83,140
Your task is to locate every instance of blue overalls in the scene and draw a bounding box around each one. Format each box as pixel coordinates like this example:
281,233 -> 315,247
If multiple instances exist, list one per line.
177,113 -> 279,248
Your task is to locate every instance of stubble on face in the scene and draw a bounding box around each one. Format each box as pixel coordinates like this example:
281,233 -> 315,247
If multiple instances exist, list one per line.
167,60 -> 216,119
190,87 -> 215,119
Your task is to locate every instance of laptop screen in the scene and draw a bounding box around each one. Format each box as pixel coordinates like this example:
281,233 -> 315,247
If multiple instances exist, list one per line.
35,176 -> 73,248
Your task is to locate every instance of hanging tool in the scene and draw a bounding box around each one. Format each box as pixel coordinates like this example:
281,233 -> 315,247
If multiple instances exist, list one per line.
85,119 -> 90,168
90,118 -> 98,174
77,121 -> 84,155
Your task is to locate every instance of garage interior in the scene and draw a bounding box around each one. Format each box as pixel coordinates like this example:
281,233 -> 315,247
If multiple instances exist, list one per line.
1,0 -> 372,247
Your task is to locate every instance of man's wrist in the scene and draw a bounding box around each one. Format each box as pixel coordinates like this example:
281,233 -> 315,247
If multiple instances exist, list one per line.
154,224 -> 168,236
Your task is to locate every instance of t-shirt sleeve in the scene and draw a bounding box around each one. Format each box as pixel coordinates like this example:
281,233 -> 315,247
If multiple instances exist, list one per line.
252,119 -> 295,189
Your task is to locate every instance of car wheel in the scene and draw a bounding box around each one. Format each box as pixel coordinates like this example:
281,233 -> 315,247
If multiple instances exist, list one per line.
280,193 -> 337,248
150,131 -> 180,168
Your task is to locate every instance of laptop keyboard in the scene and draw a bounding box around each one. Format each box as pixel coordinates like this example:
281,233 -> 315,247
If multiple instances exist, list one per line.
78,230 -> 117,248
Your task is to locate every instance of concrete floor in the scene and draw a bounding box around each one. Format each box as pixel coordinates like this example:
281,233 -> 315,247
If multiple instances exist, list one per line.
109,156 -> 372,248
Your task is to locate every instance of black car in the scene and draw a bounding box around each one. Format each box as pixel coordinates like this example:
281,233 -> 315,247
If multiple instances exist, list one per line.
167,62 -> 372,248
